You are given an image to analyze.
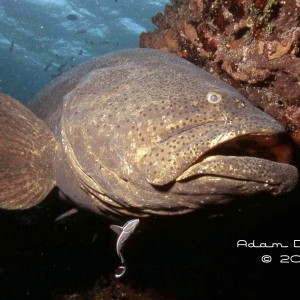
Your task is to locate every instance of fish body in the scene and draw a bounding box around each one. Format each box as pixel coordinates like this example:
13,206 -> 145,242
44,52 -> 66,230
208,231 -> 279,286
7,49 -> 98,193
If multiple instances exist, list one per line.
57,60 -> 68,72
110,219 -> 139,264
67,13 -> 78,21
9,41 -> 14,53
44,61 -> 52,72
110,219 -> 139,278
0,49 -> 298,217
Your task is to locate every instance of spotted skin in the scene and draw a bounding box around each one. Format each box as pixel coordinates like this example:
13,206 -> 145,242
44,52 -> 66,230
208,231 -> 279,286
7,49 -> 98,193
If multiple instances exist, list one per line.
2,48 -> 296,217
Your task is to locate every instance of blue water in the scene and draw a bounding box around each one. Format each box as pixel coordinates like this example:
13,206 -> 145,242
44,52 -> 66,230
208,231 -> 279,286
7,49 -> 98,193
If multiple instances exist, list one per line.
0,0 -> 168,103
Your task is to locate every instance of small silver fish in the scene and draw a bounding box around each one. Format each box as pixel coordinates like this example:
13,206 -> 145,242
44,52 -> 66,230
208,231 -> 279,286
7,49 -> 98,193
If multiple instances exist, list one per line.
110,219 -> 139,278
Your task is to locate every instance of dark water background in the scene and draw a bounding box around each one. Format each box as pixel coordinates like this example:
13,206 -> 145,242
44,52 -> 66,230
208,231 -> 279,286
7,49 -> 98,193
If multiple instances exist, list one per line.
1,188 -> 300,299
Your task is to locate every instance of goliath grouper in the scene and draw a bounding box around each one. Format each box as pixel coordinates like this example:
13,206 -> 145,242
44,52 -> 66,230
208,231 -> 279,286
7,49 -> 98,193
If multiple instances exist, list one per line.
0,48 -> 298,218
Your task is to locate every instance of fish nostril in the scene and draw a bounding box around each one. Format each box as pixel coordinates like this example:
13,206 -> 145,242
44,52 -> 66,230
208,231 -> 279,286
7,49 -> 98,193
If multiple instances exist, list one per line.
234,98 -> 246,108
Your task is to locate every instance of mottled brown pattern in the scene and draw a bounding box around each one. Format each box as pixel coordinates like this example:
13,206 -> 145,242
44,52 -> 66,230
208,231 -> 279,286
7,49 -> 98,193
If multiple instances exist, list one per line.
0,93 -> 56,209
0,49 -> 298,216
48,49 -> 297,217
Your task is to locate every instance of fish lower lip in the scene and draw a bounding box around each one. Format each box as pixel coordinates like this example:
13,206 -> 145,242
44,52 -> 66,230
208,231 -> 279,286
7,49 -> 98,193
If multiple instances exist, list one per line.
176,155 -> 296,185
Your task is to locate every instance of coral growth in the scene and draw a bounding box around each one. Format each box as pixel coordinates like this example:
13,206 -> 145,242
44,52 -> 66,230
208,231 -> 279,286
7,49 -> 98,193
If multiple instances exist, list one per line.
140,0 -> 300,147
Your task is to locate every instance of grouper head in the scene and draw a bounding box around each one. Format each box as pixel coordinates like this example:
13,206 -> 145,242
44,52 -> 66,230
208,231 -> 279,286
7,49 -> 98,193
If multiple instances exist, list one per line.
59,49 -> 298,217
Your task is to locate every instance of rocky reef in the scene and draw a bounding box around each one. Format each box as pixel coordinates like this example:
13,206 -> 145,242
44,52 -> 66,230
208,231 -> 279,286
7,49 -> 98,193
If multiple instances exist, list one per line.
140,0 -> 300,147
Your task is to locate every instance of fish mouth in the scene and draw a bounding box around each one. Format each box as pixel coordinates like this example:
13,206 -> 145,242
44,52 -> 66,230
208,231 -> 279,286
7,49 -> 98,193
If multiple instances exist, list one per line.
141,117 -> 298,198
176,133 -> 298,194
195,133 -> 293,165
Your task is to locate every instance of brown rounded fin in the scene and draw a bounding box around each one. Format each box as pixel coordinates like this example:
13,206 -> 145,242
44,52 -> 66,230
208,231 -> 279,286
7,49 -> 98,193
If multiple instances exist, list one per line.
0,93 -> 56,210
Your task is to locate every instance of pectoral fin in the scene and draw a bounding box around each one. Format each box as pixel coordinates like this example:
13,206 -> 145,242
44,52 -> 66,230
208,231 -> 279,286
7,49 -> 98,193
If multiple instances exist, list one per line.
110,224 -> 123,235
54,208 -> 78,222
0,93 -> 57,209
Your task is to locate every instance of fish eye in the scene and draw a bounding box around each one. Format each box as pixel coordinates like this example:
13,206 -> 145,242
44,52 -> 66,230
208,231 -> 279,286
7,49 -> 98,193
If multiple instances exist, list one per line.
207,92 -> 222,104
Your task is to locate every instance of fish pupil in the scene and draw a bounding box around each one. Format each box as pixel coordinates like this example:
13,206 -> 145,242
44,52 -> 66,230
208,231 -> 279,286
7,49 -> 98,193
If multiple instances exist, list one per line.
207,92 -> 222,103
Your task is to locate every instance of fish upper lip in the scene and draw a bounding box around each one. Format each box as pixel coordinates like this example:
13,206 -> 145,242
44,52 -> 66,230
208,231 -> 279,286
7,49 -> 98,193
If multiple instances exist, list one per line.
158,121 -> 217,144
